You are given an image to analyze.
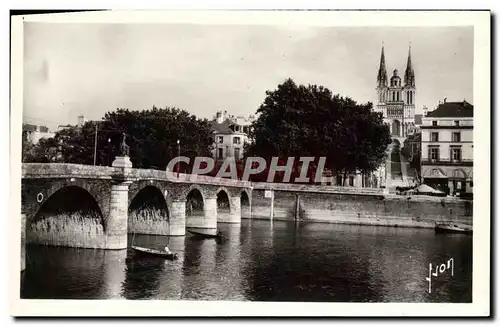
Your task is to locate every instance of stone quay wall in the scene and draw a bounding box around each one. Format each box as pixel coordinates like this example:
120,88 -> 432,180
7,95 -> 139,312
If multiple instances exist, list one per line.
250,183 -> 473,228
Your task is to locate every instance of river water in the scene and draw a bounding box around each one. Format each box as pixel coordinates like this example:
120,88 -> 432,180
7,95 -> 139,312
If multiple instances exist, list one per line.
21,219 -> 472,302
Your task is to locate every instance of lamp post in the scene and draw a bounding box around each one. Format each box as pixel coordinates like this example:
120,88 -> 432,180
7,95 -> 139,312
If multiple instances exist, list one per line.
93,123 -> 98,166
177,139 -> 180,178
107,138 -> 111,166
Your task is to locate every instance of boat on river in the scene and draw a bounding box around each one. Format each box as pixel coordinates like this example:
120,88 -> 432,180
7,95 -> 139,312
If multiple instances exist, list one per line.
435,223 -> 472,235
131,246 -> 179,260
187,229 -> 224,239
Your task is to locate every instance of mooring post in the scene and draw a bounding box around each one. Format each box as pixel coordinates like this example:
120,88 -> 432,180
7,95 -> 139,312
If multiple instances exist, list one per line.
270,190 -> 274,221
295,194 -> 300,221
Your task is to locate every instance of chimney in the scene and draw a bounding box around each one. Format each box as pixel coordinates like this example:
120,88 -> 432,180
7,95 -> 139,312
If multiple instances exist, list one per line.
216,111 -> 223,124
423,106 -> 428,116
443,98 -> 447,103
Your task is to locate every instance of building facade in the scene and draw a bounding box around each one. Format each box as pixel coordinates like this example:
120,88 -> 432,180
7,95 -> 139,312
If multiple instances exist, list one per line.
375,46 -> 417,139
420,100 -> 473,196
22,124 -> 55,144
210,110 -> 254,163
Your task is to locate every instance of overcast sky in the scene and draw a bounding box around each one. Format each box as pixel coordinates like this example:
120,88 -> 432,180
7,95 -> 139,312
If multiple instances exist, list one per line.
23,23 -> 473,130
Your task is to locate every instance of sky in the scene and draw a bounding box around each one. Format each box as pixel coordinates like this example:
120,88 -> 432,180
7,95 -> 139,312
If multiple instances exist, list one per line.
23,23 -> 473,131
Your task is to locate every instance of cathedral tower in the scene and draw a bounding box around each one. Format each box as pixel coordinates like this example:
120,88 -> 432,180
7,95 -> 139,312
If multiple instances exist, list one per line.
375,44 -> 416,139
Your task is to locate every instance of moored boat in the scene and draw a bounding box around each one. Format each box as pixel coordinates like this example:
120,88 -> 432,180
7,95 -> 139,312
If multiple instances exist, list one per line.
131,246 -> 179,260
435,223 -> 472,235
187,229 -> 224,239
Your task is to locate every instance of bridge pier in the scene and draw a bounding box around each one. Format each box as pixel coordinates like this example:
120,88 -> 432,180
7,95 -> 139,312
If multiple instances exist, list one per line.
105,156 -> 134,249
106,182 -> 131,249
204,196 -> 218,229
169,200 -> 186,236
227,196 -> 242,224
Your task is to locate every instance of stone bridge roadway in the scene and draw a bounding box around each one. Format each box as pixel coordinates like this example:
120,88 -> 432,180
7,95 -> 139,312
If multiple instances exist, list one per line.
21,163 -> 252,250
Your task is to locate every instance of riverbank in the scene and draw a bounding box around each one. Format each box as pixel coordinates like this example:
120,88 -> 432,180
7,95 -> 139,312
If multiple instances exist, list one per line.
249,183 -> 473,229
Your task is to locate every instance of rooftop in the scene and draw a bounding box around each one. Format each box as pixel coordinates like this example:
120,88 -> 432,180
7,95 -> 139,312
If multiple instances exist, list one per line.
23,123 -> 49,133
426,100 -> 473,118
210,120 -> 234,134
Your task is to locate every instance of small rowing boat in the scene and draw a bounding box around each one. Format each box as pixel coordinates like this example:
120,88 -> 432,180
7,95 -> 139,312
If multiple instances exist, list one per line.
435,223 -> 472,235
131,246 -> 179,260
187,229 -> 224,239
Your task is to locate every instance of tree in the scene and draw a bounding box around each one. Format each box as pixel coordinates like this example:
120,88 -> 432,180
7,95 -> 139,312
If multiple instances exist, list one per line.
245,78 -> 391,183
100,107 -> 213,169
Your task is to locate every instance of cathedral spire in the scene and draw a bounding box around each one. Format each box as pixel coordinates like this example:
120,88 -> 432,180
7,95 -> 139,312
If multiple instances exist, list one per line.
404,44 -> 415,87
377,44 -> 388,87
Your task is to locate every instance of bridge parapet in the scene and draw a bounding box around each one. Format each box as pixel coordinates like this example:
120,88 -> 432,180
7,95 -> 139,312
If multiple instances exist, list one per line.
22,163 -> 253,189
22,163 -> 116,179
161,172 -> 252,189
252,182 -> 385,196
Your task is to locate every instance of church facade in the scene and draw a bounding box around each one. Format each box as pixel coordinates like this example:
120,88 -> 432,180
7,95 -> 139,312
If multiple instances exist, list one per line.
374,46 -> 416,139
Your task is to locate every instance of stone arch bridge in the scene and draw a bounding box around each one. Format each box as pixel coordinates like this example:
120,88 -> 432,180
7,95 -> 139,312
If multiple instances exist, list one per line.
21,163 -> 252,249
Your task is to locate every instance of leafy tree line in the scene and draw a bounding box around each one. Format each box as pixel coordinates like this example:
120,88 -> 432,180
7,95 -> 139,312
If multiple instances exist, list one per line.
22,107 -> 214,170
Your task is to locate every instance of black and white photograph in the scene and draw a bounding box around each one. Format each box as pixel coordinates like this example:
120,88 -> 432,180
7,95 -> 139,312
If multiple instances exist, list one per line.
9,10 -> 490,317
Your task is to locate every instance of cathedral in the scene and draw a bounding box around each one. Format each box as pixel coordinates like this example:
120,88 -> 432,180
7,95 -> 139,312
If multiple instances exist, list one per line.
375,45 -> 416,139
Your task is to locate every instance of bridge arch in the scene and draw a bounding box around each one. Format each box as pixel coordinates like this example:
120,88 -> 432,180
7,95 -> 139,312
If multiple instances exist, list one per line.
240,189 -> 251,219
183,184 -> 207,203
215,187 -> 232,205
216,187 -> 231,222
27,185 -> 107,248
241,189 -> 251,206
185,187 -> 205,227
128,185 -> 170,235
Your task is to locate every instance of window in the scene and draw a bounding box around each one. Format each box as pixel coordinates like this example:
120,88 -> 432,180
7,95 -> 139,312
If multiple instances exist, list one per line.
217,136 -> 224,144
233,137 -> 241,145
218,148 -> 223,159
430,148 -> 439,160
432,121 -> 437,126
431,132 -> 439,142
452,148 -> 461,161
349,176 -> 354,186
454,120 -> 460,126
452,132 -> 461,142
336,175 -> 342,185
234,148 -> 240,160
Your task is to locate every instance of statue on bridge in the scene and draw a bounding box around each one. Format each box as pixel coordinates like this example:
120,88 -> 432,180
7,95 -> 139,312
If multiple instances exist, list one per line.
119,133 -> 130,157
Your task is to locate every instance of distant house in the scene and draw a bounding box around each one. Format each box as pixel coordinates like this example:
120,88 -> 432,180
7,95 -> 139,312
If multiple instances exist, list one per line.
22,123 -> 55,144
210,110 -> 254,163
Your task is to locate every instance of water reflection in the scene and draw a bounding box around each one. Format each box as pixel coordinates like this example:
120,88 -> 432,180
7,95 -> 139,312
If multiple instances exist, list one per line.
21,219 -> 472,302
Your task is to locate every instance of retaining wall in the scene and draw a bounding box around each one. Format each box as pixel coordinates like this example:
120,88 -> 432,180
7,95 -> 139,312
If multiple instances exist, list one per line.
250,184 -> 473,228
